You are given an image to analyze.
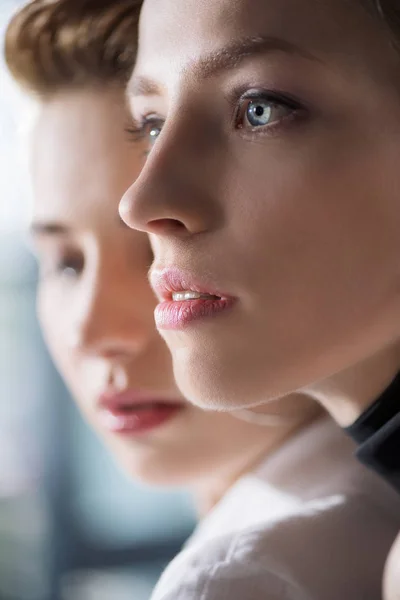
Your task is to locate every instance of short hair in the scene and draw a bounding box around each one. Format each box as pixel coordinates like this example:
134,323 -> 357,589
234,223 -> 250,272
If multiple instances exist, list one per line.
5,0 -> 400,99
4,0 -> 142,97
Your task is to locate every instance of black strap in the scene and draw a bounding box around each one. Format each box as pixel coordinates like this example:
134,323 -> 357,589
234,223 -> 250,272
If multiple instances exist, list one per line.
355,414 -> 400,493
345,373 -> 400,494
345,373 -> 400,444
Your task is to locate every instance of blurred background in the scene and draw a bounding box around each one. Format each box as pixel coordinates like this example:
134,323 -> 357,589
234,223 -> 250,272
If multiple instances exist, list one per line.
0,2 -> 197,599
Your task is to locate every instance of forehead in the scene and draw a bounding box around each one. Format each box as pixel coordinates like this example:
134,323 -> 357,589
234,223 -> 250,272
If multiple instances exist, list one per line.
134,0 -> 386,86
31,88 -> 143,222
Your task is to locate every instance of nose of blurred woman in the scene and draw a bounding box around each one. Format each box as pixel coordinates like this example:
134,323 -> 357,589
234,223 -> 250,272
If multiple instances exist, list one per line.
68,260 -> 153,363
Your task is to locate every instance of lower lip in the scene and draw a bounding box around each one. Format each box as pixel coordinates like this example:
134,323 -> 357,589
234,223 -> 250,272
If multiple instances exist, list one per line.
155,297 -> 234,330
99,403 -> 183,435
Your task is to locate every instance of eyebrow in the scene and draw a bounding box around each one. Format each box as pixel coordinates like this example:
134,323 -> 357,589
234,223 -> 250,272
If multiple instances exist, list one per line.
129,34 -> 319,97
128,77 -> 162,97
30,222 -> 70,237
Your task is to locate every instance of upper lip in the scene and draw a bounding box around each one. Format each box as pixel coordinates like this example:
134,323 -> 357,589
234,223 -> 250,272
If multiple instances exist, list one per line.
150,267 -> 229,302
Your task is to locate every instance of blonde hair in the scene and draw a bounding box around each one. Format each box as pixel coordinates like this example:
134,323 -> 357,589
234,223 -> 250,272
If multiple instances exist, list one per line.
4,0 -> 142,97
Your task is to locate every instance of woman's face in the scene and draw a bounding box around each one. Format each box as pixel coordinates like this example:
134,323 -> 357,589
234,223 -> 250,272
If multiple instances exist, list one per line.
30,87 -> 279,487
121,0 -> 400,410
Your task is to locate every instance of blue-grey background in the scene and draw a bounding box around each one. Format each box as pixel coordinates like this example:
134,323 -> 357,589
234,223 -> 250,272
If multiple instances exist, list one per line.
0,2 -> 196,599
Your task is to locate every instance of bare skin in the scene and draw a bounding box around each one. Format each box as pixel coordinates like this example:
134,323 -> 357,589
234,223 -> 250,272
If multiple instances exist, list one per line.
119,2 -> 400,592
121,0 -> 400,429
30,86 -> 319,513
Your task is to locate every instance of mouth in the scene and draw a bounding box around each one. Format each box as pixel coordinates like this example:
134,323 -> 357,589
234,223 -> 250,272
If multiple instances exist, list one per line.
150,268 -> 235,330
98,389 -> 184,435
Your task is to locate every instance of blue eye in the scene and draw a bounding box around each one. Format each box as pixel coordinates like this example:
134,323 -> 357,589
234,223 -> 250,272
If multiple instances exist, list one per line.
236,93 -> 300,131
246,100 -> 274,127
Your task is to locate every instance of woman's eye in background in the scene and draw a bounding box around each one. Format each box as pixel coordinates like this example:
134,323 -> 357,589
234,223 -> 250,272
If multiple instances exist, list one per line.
125,115 -> 164,154
39,251 -> 84,281
148,121 -> 163,145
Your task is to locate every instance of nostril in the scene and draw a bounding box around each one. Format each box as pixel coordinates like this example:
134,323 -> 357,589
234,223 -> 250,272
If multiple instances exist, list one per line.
148,218 -> 189,235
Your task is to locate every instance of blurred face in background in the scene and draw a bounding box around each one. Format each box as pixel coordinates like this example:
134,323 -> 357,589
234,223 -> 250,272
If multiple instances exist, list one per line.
29,86 -> 311,502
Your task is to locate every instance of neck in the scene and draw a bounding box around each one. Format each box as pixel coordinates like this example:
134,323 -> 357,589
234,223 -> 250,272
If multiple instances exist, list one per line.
192,447 -> 267,516
303,342 -> 400,427
192,408 -> 321,517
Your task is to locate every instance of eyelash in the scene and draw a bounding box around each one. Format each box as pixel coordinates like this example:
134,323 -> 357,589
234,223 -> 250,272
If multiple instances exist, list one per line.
126,88 -> 306,151
125,115 -> 164,149
232,89 -> 306,136
40,253 -> 84,281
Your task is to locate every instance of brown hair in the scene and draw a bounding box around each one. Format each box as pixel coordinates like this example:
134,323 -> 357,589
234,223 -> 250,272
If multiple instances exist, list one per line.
375,0 -> 400,41
5,0 -> 400,99
4,0 -> 142,97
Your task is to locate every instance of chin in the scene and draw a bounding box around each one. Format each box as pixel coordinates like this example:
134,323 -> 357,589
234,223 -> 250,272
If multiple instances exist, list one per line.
171,345 -> 284,411
124,463 -> 194,489
165,318 -> 297,411
108,445 -> 190,488
168,319 -> 370,411
169,334 -> 336,412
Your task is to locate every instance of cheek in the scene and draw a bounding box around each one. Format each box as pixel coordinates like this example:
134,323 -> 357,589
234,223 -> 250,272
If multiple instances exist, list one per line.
37,286 -> 63,355
210,141 -> 400,369
37,286 -> 78,386
38,291 -> 94,416
228,136 -> 399,293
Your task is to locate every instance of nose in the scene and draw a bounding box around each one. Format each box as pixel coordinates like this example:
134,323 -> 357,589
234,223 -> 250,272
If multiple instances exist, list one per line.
119,112 -> 224,238
69,263 -> 153,363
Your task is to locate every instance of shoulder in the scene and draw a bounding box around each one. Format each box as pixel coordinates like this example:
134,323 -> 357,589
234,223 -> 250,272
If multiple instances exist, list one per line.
151,525 -> 311,600
151,488 -> 399,600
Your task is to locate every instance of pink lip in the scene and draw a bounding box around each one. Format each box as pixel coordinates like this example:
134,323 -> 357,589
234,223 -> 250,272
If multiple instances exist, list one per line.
98,390 -> 184,435
150,267 -> 236,330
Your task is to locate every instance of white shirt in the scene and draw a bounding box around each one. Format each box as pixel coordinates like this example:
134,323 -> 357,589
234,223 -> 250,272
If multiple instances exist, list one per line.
151,418 -> 400,600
